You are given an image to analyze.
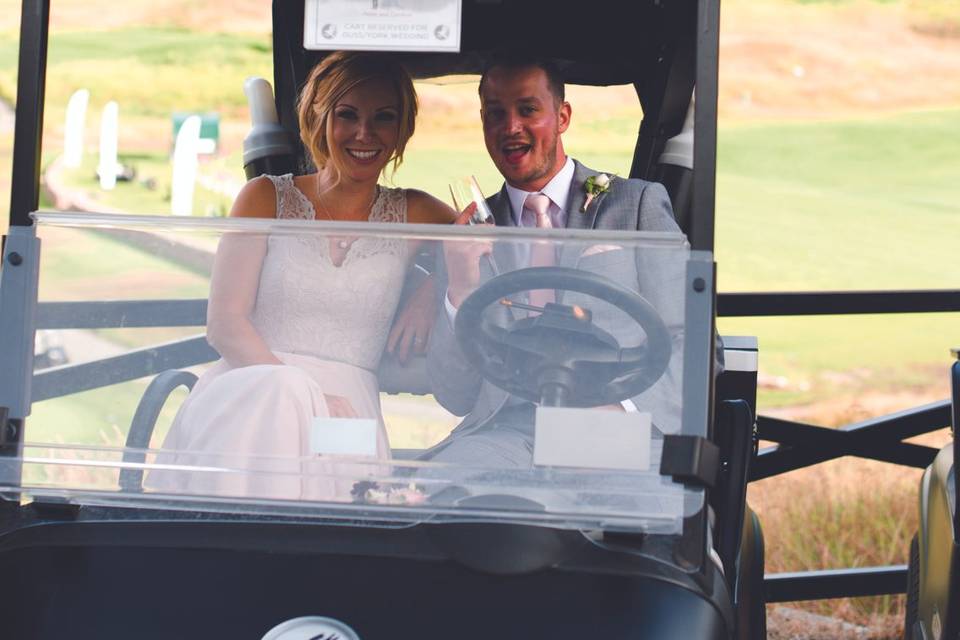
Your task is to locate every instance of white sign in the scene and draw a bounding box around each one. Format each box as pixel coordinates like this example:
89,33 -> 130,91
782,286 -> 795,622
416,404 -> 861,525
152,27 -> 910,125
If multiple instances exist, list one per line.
304,0 -> 461,52
170,114 -> 201,217
533,407 -> 652,471
311,417 -> 378,457
64,89 -> 89,169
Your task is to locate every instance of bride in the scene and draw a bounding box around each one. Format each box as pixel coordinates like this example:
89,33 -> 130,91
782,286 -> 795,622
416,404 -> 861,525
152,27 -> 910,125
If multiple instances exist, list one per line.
149,51 -> 456,501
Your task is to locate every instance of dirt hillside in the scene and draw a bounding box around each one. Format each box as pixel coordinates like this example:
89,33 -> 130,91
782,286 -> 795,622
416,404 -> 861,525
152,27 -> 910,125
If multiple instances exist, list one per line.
719,0 -> 960,120
1,0 -> 957,119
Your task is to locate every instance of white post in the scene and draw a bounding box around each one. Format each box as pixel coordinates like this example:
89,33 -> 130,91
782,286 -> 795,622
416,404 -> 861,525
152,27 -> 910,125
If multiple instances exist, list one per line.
170,115 -> 202,216
63,89 -> 89,168
98,101 -> 119,191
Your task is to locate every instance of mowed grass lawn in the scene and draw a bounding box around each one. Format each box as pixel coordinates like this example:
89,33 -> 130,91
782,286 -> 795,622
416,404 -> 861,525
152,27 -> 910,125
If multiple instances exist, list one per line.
714,109 -> 960,406
38,105 -> 960,434
396,105 -> 960,407
0,23 -> 956,431
2,12 -> 955,633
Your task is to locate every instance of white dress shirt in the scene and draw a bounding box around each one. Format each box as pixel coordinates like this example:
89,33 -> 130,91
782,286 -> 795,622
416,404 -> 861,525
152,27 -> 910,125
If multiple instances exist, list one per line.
505,156 -> 576,229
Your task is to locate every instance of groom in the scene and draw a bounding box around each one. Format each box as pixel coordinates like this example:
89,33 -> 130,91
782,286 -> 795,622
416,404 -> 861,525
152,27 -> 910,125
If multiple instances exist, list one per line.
424,54 -> 686,467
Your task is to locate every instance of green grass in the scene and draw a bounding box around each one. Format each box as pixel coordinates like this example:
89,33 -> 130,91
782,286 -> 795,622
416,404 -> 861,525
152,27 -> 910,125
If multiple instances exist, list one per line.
34,106 -> 960,411
2,19 -> 955,440
57,150 -> 235,218
711,110 -> 960,405
2,13 -> 955,633
28,381 -> 190,448
37,225 -> 210,300
715,110 -> 960,292
0,28 -> 272,118
393,107 -> 960,407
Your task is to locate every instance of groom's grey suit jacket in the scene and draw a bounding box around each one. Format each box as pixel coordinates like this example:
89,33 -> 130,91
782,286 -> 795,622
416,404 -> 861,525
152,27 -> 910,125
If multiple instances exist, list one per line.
426,159 -> 687,445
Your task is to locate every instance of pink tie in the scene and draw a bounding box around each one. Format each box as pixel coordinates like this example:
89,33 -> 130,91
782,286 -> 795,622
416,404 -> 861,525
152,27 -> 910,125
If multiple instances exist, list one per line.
524,192 -> 553,230
524,193 -> 555,308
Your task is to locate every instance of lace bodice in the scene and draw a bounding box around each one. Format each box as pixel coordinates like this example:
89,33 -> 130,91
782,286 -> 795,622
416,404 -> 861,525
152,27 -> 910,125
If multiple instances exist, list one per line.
249,174 -> 409,371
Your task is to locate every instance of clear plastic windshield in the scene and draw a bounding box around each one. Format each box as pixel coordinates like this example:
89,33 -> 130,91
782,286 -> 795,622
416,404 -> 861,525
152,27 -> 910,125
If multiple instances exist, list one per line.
5,212 -> 711,534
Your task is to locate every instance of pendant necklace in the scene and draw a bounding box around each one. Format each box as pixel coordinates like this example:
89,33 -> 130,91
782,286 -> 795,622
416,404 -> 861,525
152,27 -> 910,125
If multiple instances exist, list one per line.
315,175 -> 379,250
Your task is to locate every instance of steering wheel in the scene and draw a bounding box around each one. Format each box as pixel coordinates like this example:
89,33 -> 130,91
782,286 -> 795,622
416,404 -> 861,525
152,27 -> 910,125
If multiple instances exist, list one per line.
454,266 -> 671,408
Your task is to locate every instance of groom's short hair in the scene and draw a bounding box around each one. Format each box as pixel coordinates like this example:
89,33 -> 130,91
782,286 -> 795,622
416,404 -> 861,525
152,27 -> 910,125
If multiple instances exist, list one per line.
478,52 -> 566,106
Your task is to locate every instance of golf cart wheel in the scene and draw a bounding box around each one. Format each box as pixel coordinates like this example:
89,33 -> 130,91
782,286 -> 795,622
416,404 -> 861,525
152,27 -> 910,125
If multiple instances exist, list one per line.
904,533 -> 919,640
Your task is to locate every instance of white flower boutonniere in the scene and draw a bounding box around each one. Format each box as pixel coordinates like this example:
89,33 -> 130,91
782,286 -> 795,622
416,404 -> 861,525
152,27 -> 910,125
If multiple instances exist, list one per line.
582,173 -> 613,212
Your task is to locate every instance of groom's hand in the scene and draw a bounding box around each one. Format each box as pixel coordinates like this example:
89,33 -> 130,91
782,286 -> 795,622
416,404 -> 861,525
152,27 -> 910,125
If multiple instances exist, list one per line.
445,202 -> 493,308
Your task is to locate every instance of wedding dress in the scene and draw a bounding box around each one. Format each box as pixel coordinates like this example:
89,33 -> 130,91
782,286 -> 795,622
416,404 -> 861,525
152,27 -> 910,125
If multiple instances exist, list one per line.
149,174 -> 408,501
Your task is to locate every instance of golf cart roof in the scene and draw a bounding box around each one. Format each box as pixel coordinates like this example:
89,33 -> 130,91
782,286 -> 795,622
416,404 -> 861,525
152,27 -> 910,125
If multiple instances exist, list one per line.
281,1 -> 696,86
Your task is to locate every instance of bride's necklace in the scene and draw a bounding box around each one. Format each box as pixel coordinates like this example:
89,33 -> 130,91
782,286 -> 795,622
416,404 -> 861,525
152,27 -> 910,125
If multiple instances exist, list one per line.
315,176 -> 379,250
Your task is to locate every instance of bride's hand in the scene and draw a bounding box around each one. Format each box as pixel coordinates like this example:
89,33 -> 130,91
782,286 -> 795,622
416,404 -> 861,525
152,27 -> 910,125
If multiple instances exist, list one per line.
387,275 -> 436,365
324,394 -> 359,418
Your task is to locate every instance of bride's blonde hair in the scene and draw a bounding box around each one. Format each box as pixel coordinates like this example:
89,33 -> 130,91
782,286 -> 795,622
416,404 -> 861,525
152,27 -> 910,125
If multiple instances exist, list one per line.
298,51 -> 418,179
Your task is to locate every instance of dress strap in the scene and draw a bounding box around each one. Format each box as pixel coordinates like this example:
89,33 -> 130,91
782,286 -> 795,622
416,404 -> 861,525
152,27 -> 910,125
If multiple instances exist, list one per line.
264,174 -> 316,221
370,186 -> 407,223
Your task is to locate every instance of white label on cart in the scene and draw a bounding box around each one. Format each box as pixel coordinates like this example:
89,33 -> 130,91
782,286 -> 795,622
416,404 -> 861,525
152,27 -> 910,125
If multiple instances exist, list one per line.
533,407 -> 651,471
304,0 -> 461,52
311,417 -> 378,457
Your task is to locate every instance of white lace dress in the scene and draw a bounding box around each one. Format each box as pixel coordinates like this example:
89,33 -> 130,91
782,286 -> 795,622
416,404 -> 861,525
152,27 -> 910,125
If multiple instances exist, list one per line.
150,174 -> 408,501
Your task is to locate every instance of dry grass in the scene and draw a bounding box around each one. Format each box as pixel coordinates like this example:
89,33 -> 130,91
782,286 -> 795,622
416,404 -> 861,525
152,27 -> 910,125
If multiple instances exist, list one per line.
753,457 -> 919,632
751,390 -> 954,635
0,0 -> 271,33
719,0 -> 960,121
906,0 -> 960,38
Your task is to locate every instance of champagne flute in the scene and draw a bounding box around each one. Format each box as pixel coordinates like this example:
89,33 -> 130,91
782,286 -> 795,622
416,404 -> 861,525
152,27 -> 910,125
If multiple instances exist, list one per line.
448,175 -> 494,224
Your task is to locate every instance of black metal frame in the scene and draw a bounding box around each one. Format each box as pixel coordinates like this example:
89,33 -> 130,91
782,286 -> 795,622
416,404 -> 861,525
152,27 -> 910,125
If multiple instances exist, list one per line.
3,0 -> 958,613
8,0 -> 49,230
753,405 -> 948,479
720,288 -> 958,602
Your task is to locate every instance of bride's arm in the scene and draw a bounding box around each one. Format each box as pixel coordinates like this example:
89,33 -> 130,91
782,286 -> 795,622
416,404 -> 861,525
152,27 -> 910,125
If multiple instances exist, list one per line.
385,190 -> 457,363
206,177 -> 283,368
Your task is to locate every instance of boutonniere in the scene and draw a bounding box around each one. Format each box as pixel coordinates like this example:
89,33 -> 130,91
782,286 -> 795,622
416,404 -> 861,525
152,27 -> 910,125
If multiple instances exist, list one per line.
581,173 -> 613,212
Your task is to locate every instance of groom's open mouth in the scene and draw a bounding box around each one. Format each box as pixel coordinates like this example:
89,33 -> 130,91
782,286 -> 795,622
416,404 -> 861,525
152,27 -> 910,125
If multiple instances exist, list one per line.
501,142 -> 532,164
346,148 -> 382,164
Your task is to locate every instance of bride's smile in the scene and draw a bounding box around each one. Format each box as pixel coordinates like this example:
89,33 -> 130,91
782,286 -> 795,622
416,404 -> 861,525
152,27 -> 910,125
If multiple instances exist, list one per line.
329,77 -> 401,182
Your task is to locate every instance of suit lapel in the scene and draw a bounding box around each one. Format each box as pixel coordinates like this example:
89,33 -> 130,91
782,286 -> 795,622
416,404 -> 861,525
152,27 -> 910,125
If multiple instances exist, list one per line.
488,186 -> 521,271
564,160 -> 605,232
560,159 -> 604,268
489,187 -> 525,322
489,185 -> 513,227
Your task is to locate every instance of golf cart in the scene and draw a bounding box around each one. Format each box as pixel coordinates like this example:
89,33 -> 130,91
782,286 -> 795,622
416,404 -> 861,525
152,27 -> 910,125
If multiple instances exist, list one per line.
0,1 -> 772,638
903,352 -> 959,640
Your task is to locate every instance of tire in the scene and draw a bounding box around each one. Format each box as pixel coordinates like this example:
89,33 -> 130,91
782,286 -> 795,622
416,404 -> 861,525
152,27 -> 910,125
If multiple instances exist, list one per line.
904,533 -> 920,640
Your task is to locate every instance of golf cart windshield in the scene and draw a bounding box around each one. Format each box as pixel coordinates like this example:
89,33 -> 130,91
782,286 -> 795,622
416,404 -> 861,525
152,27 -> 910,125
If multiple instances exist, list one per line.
2,213 -> 713,535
